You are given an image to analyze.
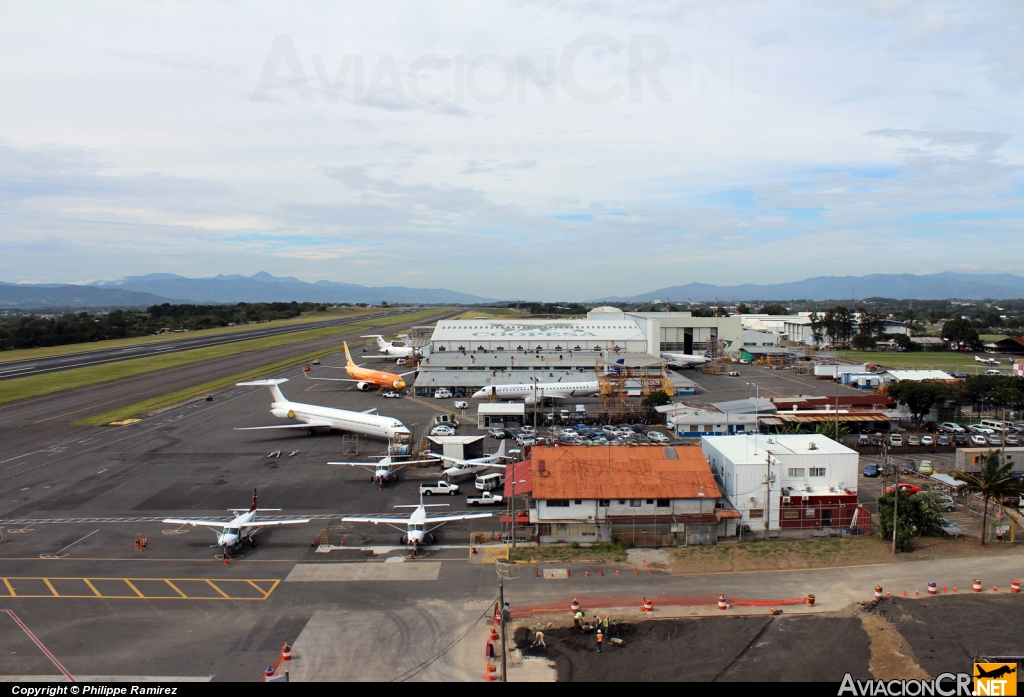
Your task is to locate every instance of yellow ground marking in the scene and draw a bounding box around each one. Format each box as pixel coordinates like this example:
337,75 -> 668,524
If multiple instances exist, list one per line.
108,419 -> 142,426
164,580 -> 188,598
481,546 -> 510,563
0,577 -> 281,600
205,580 -> 231,599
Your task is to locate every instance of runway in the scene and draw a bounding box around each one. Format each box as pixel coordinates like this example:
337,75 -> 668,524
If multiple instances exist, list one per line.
0,309 -> 410,380
0,309 -> 461,461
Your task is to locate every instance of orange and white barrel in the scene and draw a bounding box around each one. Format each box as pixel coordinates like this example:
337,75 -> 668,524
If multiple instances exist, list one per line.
927,582 -> 937,595
570,597 -> 580,612
718,594 -> 727,610
641,597 -> 654,612
874,585 -> 883,600
1011,579 -> 1020,593
281,643 -> 292,661
973,579 -> 982,593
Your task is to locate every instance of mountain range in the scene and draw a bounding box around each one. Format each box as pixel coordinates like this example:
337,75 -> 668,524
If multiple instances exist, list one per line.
0,272 -> 493,309
595,273 -> 1024,303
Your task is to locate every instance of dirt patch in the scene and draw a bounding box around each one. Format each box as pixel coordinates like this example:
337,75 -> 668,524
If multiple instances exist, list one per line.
669,536 -> 1018,574
871,595 -> 1024,677
514,615 -> 872,682
858,607 -> 929,680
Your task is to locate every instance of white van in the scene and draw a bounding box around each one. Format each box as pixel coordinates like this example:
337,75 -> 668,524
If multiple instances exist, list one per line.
434,388 -> 452,399
979,419 -> 1007,432
475,472 -> 505,491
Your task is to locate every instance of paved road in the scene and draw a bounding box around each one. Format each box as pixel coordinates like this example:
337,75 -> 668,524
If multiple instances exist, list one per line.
0,309 -> 413,380
0,309 -> 461,461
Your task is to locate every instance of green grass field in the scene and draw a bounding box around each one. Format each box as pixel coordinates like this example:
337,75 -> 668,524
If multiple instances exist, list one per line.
837,350 -> 1011,372
0,308 -> 440,407
449,309 -> 522,320
0,306 -> 378,364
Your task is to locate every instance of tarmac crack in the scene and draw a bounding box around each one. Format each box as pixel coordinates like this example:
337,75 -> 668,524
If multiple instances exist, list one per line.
708,616 -> 774,682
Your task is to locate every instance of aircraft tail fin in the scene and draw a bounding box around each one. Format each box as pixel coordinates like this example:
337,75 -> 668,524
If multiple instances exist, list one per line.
237,379 -> 289,404
344,341 -> 354,366
495,439 -> 507,460
250,488 -> 258,512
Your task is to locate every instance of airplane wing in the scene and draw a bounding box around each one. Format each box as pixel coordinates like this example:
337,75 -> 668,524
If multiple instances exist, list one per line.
235,423 -> 333,430
341,515 -> 412,525
252,518 -> 311,526
425,512 -> 493,523
303,373 -> 360,382
398,370 -> 420,377
162,518 -> 229,526
327,462 -> 377,469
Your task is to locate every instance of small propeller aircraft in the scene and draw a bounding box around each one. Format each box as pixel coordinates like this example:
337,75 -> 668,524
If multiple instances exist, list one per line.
162,489 -> 310,552
304,341 -> 418,391
439,440 -> 510,480
975,355 -> 1000,366
341,492 -> 492,547
328,453 -> 439,489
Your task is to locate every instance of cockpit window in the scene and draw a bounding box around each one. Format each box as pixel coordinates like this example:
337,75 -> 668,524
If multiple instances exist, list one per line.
221,527 -> 239,535
410,524 -> 424,532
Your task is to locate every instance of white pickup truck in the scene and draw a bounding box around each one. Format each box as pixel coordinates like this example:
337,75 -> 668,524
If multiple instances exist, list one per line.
466,491 -> 504,506
419,481 -> 460,496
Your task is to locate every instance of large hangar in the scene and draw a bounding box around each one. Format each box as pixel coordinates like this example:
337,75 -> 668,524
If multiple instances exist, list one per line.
428,315 -> 649,354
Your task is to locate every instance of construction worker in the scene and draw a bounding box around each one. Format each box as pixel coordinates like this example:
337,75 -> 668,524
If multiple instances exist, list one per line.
602,615 -> 613,637
596,629 -> 603,653
531,630 -> 546,648
573,610 -> 584,632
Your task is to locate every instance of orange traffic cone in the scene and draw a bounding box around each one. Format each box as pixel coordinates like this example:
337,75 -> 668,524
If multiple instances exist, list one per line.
224,555 -> 229,566
600,568 -> 604,576
634,567 -> 639,575
903,590 -> 907,597
585,571 -> 589,578
615,570 -> 620,576
649,567 -> 653,575
535,567 -> 540,578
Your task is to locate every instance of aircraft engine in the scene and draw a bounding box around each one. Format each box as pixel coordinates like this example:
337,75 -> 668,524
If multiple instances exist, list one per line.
272,408 -> 292,418
355,381 -> 373,391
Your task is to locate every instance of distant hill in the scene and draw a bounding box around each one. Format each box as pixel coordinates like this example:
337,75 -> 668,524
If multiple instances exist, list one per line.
0,282 -> 177,309
89,272 -> 494,305
596,273 -> 1024,302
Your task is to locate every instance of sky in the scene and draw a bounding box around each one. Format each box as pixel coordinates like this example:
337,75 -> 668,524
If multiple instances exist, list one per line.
1,0 -> 1023,300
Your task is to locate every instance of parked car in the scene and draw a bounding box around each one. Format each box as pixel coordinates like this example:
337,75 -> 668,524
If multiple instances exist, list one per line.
920,435 -> 934,446
936,435 -> 950,446
937,520 -> 962,538
520,425 -> 536,436
886,484 -> 921,495
382,391 -> 401,399
516,435 -> 536,447
857,435 -> 870,446
970,434 -> 988,446
889,433 -> 903,446
920,492 -> 957,512
601,425 -> 618,435
988,434 -> 1003,446
430,425 -> 456,436
420,481 -> 459,496
862,462 -> 881,477
453,400 -> 469,409
647,431 -> 670,443
487,428 -> 507,439
475,472 -> 505,491
924,422 -> 945,433
940,422 -> 965,433
434,388 -> 452,399
1006,433 -> 1021,446
631,424 -> 651,433
969,425 -> 994,434
467,491 -> 504,506
630,433 -> 651,444
917,460 -> 934,475
907,435 -> 921,446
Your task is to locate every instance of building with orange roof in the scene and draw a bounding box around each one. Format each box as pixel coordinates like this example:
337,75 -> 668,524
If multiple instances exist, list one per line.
529,445 -> 740,546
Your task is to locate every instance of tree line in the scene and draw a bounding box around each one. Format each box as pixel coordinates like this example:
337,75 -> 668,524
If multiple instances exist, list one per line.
886,374 -> 1024,428
0,302 -> 327,351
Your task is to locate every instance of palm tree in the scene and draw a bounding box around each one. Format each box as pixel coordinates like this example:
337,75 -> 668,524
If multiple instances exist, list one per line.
953,450 -> 1024,545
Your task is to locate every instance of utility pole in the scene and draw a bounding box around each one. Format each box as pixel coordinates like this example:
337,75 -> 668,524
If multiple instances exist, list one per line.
763,451 -> 775,540
499,575 -> 507,682
891,458 -> 900,555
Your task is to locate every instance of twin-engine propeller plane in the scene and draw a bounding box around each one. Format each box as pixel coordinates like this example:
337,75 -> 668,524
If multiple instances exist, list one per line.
162,489 -> 310,552
362,334 -> 419,361
305,341 -> 417,391
328,453 -> 439,489
341,492 -> 491,548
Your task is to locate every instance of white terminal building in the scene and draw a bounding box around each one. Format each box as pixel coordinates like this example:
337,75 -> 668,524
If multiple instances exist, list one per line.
413,307 -> 742,398
700,434 -> 862,535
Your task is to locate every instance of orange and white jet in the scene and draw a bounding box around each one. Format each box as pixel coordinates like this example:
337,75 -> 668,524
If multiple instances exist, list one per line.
305,342 -> 417,391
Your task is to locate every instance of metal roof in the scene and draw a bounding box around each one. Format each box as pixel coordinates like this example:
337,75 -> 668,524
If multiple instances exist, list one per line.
710,398 -> 777,415
531,445 -> 720,500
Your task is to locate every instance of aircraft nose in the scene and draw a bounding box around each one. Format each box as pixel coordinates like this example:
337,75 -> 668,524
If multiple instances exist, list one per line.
395,380 -> 406,389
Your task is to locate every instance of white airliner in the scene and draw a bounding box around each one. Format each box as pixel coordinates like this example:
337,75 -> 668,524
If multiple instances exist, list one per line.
472,380 -> 601,404
163,489 -> 310,552
661,351 -> 710,368
440,440 -> 509,480
975,355 -> 1000,366
363,334 -> 418,361
235,379 -> 410,439
342,492 -> 491,547
328,454 -> 439,487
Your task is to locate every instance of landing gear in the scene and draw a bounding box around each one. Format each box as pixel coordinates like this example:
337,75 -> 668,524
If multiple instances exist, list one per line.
400,535 -> 407,545
250,537 -> 257,547
428,533 -> 437,544
307,428 -> 317,436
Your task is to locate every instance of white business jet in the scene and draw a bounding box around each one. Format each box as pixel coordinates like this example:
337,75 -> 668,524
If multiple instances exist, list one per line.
342,492 -> 491,547
328,454 -> 439,487
975,355 -> 1000,366
363,334 -> 418,361
162,489 -> 310,552
661,351 -> 710,368
235,379 -> 410,439
472,380 -> 601,404
439,440 -> 509,480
